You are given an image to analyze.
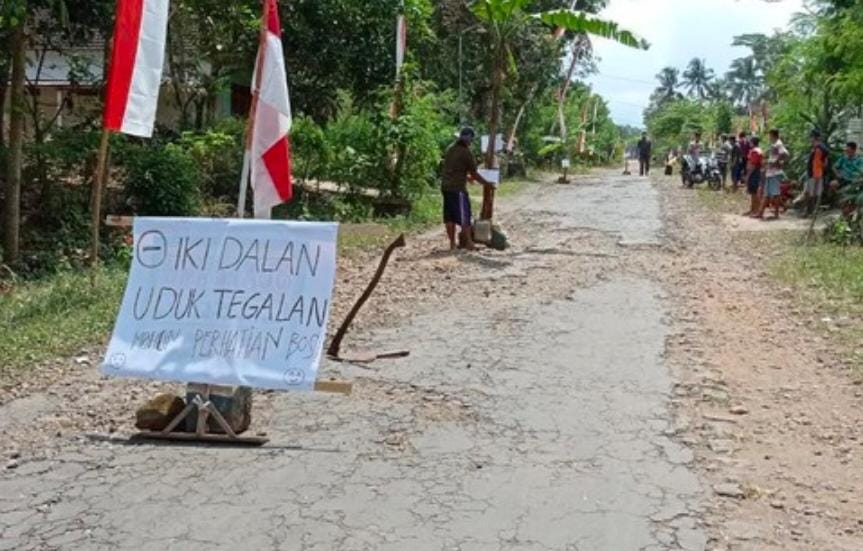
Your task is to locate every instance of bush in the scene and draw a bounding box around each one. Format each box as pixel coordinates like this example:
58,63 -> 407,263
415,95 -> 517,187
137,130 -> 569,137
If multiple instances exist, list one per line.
178,117 -> 244,202
286,79 -> 455,218
379,77 -> 457,199
120,142 -> 202,216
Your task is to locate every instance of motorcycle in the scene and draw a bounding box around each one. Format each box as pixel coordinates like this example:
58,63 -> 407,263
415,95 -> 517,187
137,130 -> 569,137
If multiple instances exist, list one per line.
681,155 -> 723,191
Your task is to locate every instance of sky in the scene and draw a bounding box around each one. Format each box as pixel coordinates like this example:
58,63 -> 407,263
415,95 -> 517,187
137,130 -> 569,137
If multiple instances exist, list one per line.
586,0 -> 806,127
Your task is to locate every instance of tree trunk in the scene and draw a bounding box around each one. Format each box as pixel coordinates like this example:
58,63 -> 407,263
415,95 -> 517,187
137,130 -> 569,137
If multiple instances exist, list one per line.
0,54 -> 9,147
482,52 -> 503,221
388,75 -> 406,196
3,25 -> 26,265
558,44 -> 580,152
507,85 -> 536,152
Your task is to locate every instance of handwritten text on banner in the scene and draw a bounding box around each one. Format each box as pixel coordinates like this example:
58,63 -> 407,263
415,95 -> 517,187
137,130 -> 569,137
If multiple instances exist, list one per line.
102,218 -> 338,391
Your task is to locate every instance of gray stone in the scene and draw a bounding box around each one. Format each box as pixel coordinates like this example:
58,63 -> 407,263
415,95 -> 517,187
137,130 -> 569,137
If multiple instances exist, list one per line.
184,385 -> 252,435
714,483 -> 745,499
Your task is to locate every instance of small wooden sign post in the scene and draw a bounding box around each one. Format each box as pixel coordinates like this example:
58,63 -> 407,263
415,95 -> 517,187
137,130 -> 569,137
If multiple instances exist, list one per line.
134,381 -> 351,446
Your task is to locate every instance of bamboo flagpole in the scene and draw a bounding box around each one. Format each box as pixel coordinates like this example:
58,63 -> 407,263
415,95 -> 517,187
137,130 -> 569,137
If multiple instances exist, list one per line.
89,129 -> 112,268
90,0 -> 171,268
237,0 -> 271,219
238,0 -> 294,220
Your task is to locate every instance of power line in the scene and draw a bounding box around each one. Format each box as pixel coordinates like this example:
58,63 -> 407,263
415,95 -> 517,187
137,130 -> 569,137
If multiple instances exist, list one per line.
591,72 -> 657,86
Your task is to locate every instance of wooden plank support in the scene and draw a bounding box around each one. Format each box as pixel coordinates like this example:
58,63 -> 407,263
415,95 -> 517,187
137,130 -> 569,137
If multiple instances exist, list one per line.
314,380 -> 353,395
133,432 -> 269,447
106,215 -> 134,228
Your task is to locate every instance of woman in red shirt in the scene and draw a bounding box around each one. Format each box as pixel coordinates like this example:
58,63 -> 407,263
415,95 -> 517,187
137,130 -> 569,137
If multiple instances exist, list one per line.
744,136 -> 764,216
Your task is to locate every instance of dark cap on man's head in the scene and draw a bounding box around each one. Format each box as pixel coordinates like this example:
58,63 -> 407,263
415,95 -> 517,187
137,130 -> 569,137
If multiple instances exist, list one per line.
459,127 -> 476,140
810,129 -> 822,139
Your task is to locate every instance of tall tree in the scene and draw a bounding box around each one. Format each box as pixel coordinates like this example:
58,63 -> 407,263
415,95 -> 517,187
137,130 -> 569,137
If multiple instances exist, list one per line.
725,56 -> 762,111
1,1 -> 26,264
682,57 -> 715,100
470,0 -> 647,219
654,66 -> 682,103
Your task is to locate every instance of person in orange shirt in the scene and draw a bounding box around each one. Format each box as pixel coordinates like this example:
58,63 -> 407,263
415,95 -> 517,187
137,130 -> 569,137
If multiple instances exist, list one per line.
805,130 -> 831,217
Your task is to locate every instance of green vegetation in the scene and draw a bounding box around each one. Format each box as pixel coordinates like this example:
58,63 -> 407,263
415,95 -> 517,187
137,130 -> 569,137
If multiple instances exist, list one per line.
0,1 -> 647,375
0,0 -> 642,277
0,267 -> 127,376
771,241 -> 863,378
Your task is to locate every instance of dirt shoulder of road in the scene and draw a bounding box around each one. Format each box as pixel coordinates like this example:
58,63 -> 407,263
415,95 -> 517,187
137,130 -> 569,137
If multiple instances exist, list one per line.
0,180 -> 542,463
653,176 -> 863,550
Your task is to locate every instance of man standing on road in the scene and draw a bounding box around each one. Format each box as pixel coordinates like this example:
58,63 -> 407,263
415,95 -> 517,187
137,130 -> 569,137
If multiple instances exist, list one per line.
756,129 -> 789,219
441,127 -> 493,251
688,132 -> 703,161
804,130 -> 831,217
732,132 -> 751,192
714,135 -> 733,188
637,133 -> 652,176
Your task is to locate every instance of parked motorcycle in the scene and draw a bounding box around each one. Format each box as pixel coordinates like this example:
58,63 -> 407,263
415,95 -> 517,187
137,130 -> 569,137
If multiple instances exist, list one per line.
681,155 -> 723,191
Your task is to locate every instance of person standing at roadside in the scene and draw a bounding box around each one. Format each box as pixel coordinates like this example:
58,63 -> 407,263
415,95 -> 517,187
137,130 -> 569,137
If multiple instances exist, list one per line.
637,133 -> 652,176
689,132 -> 703,161
441,127 -> 493,251
756,129 -> 789,219
743,136 -> 763,216
714,135 -> 733,188
830,141 -> 863,218
804,130 -> 830,217
732,132 -> 751,191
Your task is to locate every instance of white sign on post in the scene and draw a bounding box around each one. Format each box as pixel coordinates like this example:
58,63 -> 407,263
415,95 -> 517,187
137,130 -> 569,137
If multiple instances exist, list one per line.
102,218 -> 339,391
477,168 -> 501,188
481,134 -> 505,154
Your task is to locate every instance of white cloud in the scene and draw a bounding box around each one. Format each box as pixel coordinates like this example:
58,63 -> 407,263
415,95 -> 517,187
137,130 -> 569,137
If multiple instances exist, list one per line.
587,0 -> 805,126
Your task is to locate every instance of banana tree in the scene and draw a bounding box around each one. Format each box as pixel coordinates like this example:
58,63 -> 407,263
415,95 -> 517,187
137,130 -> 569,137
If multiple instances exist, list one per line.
471,0 -> 648,220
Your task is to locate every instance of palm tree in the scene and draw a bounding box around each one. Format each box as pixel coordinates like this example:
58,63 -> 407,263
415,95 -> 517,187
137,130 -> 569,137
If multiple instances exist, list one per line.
655,66 -> 681,102
682,58 -> 715,100
471,0 -> 648,219
726,56 -> 763,111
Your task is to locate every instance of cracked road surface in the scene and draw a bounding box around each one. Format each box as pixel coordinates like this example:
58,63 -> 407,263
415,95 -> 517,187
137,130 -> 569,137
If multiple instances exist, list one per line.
0,173 -> 707,550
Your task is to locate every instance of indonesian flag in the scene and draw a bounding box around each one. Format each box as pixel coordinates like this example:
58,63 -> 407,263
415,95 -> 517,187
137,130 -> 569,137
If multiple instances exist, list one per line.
248,0 -> 293,219
396,15 -> 407,75
103,0 -> 170,138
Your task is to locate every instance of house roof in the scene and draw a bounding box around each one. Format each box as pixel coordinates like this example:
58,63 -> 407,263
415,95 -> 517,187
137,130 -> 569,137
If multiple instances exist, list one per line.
24,47 -> 104,87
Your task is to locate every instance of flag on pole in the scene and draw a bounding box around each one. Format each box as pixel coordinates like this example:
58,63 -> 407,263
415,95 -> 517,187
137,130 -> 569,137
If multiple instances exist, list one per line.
103,0 -> 170,138
243,0 -> 293,219
396,15 -> 407,76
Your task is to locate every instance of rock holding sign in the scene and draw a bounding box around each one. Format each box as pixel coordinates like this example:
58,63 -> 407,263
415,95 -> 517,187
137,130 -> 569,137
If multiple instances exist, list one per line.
102,218 -> 339,391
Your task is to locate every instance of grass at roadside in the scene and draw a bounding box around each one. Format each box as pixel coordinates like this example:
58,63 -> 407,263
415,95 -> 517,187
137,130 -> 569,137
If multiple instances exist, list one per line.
695,186 -> 747,214
770,239 -> 863,378
0,177 -> 535,379
0,268 -> 127,377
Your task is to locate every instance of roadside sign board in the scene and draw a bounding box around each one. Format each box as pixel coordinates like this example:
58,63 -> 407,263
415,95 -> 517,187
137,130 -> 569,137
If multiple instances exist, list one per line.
102,217 -> 338,391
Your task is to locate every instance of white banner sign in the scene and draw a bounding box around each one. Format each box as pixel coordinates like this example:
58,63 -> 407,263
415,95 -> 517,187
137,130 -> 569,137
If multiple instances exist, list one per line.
481,134 -> 505,154
477,168 -> 501,188
102,218 -> 339,391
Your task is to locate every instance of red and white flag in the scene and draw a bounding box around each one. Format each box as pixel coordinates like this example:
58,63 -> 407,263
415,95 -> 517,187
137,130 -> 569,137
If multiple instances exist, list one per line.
103,0 -> 170,138
240,0 -> 293,219
396,15 -> 407,76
